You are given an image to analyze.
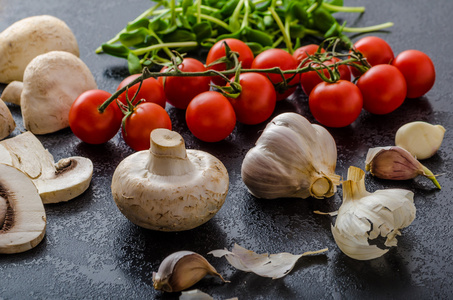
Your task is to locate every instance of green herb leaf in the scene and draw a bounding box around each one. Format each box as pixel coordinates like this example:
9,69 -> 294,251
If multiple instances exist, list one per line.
127,52 -> 142,74
101,43 -> 130,59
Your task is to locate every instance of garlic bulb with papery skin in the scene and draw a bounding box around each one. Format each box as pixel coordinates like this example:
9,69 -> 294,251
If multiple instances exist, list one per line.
395,121 -> 446,160
331,166 -> 416,260
241,112 -> 340,199
365,146 -> 441,189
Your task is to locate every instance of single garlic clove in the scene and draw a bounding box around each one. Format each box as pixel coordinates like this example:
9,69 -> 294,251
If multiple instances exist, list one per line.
365,146 -> 441,189
395,121 -> 446,160
153,251 -> 228,293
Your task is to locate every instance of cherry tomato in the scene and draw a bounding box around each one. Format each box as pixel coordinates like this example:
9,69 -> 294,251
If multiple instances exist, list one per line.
300,58 -> 351,96
251,48 -> 300,101
350,36 -> 394,77
69,89 -> 123,144
292,44 -> 325,65
122,102 -> 172,151
206,38 -> 254,86
391,49 -> 435,98
116,74 -> 166,108
226,73 -> 276,125
356,64 -> 407,115
186,91 -> 236,142
309,80 -> 363,128
158,58 -> 211,110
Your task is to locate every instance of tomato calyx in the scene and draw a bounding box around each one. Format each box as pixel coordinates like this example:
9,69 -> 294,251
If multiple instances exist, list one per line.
116,79 -> 145,137
205,41 -> 240,73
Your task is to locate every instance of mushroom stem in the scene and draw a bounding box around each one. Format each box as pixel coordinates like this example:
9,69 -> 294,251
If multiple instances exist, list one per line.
146,129 -> 196,176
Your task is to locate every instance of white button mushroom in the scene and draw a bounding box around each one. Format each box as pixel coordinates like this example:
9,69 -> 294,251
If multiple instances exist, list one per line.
0,15 -> 79,84
111,128 -> 229,231
0,163 -> 46,254
0,132 -> 93,204
17,51 -> 97,134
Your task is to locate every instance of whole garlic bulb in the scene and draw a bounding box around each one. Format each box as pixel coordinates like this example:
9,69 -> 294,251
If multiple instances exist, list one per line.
241,112 -> 340,199
395,121 -> 446,159
331,166 -> 416,260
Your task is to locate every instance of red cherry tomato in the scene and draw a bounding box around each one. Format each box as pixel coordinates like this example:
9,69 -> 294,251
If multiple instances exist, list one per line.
116,74 -> 166,108
292,44 -> 325,65
300,58 -> 351,96
206,38 -> 254,86
350,36 -> 394,77
69,89 -> 123,144
356,64 -> 407,115
159,58 -> 211,109
309,80 -> 363,128
391,49 -> 435,98
122,102 -> 172,151
186,91 -> 236,142
226,73 -> 276,125
251,48 -> 300,101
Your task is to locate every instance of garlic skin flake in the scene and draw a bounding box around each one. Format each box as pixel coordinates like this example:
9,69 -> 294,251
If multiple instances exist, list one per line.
209,243 -> 328,279
241,112 -> 340,199
331,166 -> 416,260
395,121 -> 446,160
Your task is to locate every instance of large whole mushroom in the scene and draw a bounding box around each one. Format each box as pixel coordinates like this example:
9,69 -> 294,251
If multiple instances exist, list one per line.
111,128 -> 229,231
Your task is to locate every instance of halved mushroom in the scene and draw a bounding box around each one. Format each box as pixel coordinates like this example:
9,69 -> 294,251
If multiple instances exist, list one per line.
0,132 -> 93,204
0,98 -> 15,140
0,163 -> 46,254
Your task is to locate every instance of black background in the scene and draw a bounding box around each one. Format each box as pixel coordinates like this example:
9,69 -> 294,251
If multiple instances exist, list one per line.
1,0 -> 452,299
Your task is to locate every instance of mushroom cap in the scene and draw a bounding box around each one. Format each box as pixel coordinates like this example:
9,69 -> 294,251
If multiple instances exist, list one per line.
0,98 -> 15,140
111,148 -> 229,232
0,163 -> 47,254
0,15 -> 80,84
20,51 -> 97,134
0,132 -> 93,204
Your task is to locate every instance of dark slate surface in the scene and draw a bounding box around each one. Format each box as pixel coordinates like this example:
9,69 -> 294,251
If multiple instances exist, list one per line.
0,0 -> 452,299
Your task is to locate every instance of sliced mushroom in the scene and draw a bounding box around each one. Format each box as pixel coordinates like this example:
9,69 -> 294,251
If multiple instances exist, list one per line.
0,163 -> 46,254
20,50 -> 97,135
0,132 -> 93,204
0,98 -> 15,140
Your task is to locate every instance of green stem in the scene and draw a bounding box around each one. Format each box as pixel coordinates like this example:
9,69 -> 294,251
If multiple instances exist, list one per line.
342,22 -> 394,33
230,0 -> 245,32
132,41 -> 198,56
322,2 -> 365,13
193,13 -> 231,31
422,166 -> 442,189
269,6 -> 293,53
196,0 -> 202,23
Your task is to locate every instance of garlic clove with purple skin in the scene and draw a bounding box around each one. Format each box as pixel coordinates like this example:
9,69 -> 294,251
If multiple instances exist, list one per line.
365,146 -> 441,189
